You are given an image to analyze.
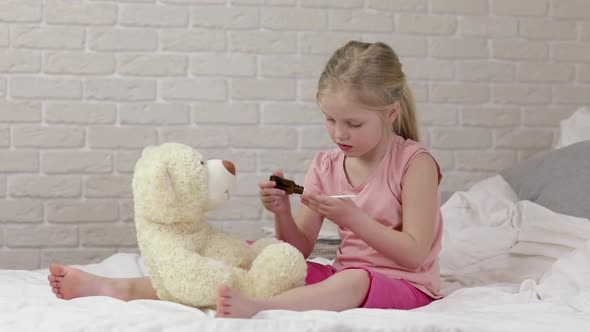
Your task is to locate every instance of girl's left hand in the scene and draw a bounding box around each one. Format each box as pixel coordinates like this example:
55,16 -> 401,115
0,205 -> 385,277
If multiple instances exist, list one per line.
300,193 -> 361,228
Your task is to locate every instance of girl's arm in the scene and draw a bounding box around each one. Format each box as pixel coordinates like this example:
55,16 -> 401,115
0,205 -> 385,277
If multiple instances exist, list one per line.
347,153 -> 439,269
274,205 -> 324,259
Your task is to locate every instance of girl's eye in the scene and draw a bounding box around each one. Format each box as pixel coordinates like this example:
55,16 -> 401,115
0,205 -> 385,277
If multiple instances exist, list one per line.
347,122 -> 362,128
325,118 -> 335,123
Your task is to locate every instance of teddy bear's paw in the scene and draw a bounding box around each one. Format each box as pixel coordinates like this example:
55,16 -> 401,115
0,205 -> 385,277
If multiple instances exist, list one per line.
246,242 -> 307,298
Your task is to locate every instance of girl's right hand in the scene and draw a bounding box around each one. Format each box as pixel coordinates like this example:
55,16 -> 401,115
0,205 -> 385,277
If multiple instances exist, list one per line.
259,170 -> 291,215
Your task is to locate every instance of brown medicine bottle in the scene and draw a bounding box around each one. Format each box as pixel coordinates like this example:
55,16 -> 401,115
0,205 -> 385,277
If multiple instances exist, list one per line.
269,175 -> 304,195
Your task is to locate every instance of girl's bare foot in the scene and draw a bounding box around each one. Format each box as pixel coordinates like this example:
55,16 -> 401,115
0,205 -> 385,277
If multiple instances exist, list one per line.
215,285 -> 265,318
47,264 -> 127,300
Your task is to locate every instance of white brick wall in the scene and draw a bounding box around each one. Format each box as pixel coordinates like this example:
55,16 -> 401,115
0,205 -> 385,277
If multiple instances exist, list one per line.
0,0 -> 588,269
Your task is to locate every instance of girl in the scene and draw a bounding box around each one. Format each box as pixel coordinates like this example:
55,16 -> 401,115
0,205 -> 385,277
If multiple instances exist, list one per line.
216,40 -> 443,318
47,40 -> 443,318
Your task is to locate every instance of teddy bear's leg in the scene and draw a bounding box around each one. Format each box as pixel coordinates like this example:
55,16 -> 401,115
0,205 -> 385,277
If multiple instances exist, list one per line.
249,237 -> 280,255
238,242 -> 307,299
155,249 -> 242,308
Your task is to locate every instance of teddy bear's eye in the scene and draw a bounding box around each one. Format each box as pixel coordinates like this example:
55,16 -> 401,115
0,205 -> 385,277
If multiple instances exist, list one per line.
200,161 -> 205,165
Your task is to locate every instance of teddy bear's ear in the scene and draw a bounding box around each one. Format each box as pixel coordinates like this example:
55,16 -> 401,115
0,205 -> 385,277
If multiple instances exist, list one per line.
132,152 -> 178,222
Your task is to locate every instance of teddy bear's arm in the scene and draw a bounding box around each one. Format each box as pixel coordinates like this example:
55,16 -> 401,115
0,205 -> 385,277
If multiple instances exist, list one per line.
200,230 -> 255,269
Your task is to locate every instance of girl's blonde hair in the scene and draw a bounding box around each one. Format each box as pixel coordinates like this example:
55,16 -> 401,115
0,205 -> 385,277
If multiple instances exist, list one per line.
317,41 -> 419,142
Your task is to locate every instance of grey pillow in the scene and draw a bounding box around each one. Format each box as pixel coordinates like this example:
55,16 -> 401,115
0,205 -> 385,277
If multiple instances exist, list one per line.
500,141 -> 590,220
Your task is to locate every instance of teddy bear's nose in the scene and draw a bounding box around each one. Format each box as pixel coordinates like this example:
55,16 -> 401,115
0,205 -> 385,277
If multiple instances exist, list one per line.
222,160 -> 236,175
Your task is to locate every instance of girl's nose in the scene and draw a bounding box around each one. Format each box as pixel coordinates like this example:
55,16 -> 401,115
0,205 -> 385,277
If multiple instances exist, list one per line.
222,160 -> 236,175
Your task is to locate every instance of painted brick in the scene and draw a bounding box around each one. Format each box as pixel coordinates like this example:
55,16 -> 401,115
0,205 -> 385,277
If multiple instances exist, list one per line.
47,199 -> 118,223
329,10 -> 392,32
80,224 -> 137,246
300,32 -> 361,55
9,176 -> 81,198
230,31 -> 297,53
231,79 -> 295,100
45,1 -> 117,25
160,30 -> 225,52
120,103 -> 190,125
493,39 -> 548,60
456,151 -> 516,171
520,19 -> 577,40
522,107 -> 577,126
13,26 -> 85,49
495,128 -> 554,149
0,151 -> 39,172
161,79 -> 226,101
0,1 -> 42,22
191,54 -> 256,77
0,199 -> 43,223
85,79 -> 156,101
301,0 -> 362,8
120,5 -> 189,27
493,85 -> 552,104
431,84 -> 489,103
119,54 -> 187,76
552,43 -> 590,63
88,127 -> 157,149
230,127 -> 298,148
0,102 -> 41,123
430,127 -> 492,148
492,0 -> 548,16
261,103 -> 323,125
43,152 -> 112,174
456,62 -> 515,81
45,103 -> 116,125
368,0 -> 427,11
90,28 -> 158,52
459,17 -> 517,37
193,103 -> 259,124
300,127 -> 333,149
432,0 -> 487,14
115,151 -> 142,174
461,107 -> 521,127
397,15 -> 457,35
0,251 -> 39,270
45,52 -> 115,75
261,8 -> 326,30
85,176 -> 133,198
160,127 -> 230,148
40,249 -> 117,268
518,63 -> 574,82
552,0 -> 590,19
13,127 -> 85,148
11,77 -> 82,100
0,51 -> 41,73
191,6 -> 258,29
430,38 -> 488,58
261,55 -> 325,78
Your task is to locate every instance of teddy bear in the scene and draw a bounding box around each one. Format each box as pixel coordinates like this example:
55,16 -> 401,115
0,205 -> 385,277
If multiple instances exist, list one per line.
132,142 -> 307,308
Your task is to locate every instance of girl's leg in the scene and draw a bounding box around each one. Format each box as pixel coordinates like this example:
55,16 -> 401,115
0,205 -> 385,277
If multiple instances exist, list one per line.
47,264 -> 158,301
216,269 -> 370,318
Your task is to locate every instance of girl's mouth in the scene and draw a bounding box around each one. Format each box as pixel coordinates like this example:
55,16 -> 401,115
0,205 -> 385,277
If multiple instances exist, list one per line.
338,143 -> 352,151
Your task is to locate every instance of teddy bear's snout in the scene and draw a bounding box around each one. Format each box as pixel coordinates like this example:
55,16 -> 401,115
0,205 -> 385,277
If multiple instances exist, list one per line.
222,160 -> 236,175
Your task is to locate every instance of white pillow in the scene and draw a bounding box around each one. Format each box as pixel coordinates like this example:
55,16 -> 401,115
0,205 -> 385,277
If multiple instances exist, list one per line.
555,107 -> 590,149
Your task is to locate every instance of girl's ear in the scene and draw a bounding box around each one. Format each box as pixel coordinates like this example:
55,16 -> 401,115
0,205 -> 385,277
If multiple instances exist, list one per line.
388,101 -> 401,124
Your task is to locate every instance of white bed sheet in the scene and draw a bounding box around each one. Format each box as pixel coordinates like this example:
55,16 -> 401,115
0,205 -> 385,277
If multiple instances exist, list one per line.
2,175 -> 590,332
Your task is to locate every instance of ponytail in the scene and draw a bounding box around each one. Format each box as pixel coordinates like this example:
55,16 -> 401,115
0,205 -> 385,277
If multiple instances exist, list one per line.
395,83 -> 420,142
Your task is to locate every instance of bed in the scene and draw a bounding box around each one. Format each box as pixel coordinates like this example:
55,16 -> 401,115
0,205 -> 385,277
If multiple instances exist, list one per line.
2,110 -> 590,331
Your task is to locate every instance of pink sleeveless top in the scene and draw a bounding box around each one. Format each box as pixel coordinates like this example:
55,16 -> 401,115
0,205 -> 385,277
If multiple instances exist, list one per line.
303,135 -> 443,298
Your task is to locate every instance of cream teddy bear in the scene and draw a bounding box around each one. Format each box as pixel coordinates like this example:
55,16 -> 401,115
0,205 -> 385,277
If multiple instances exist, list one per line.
132,143 -> 307,308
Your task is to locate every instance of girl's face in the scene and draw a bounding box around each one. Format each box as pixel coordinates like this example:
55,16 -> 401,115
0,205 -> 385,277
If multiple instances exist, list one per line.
319,91 -> 397,160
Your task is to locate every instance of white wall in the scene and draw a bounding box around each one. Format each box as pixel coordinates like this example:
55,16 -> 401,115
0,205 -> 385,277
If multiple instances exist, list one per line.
0,0 -> 589,269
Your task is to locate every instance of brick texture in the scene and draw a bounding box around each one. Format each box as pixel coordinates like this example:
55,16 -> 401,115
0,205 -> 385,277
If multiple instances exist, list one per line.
0,0 -> 588,269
